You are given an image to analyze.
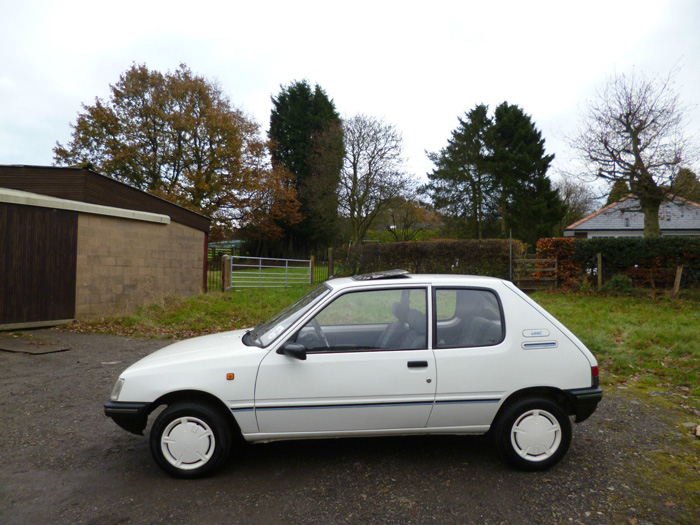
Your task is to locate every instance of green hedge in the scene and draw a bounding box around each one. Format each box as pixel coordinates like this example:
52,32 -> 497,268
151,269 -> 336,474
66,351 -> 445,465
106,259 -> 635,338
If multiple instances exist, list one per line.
538,237 -> 700,287
340,239 -> 524,280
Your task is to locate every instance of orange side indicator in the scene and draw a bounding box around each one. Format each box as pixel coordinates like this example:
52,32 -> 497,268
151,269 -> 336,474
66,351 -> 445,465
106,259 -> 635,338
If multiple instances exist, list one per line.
226,373 -> 235,381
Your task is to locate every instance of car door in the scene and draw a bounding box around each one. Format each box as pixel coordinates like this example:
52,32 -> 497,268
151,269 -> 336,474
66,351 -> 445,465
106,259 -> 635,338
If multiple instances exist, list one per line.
427,287 -> 508,430
254,287 -> 436,435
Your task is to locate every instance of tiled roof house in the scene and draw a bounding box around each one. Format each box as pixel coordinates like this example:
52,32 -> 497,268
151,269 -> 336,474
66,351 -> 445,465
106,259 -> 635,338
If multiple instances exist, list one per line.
564,195 -> 700,238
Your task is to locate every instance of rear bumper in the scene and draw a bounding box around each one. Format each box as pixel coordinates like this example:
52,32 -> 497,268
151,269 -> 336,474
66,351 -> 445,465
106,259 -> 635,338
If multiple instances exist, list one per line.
566,387 -> 603,423
104,401 -> 150,435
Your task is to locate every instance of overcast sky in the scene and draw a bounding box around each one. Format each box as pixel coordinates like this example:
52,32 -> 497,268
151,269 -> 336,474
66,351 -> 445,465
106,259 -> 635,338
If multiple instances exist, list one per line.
1,0 -> 698,193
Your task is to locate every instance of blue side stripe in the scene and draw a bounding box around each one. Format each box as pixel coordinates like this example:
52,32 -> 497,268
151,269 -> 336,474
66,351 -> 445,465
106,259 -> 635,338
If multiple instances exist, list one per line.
232,398 -> 500,413
255,401 -> 435,411
435,399 -> 500,405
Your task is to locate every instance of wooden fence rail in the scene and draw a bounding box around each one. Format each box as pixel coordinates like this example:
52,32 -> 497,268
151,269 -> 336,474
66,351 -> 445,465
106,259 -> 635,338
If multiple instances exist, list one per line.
514,257 -> 557,291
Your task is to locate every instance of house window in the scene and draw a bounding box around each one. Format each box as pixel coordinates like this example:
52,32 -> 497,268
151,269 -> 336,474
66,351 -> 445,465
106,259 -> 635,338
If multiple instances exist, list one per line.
624,217 -> 630,227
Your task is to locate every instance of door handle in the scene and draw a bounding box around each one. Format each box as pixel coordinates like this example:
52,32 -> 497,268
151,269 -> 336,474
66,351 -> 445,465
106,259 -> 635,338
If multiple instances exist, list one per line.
407,360 -> 429,368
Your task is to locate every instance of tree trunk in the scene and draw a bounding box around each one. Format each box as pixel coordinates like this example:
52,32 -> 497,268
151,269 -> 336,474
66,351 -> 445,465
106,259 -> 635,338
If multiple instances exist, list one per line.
640,198 -> 662,238
472,187 -> 482,240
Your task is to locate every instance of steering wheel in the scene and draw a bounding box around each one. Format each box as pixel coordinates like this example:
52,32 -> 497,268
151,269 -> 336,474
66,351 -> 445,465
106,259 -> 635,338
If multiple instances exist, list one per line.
310,318 -> 330,349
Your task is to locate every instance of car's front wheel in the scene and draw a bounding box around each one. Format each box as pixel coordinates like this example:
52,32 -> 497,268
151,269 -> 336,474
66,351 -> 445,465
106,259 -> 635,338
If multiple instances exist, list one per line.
494,397 -> 572,471
149,402 -> 232,478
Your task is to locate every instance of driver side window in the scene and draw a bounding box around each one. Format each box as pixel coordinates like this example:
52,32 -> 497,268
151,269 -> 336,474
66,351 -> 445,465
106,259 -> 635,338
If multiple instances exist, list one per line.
296,288 -> 427,352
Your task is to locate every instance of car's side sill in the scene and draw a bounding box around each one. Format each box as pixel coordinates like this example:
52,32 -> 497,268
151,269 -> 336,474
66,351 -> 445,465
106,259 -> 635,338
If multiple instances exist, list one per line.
241,425 -> 492,443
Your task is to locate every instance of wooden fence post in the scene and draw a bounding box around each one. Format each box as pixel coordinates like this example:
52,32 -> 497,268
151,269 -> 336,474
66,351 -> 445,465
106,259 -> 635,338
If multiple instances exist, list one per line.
597,253 -> 603,290
672,265 -> 684,296
309,255 -> 315,285
328,247 -> 334,279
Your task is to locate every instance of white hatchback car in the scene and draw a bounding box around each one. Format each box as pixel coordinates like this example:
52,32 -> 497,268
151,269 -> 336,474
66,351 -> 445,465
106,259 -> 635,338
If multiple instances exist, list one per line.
105,271 -> 602,478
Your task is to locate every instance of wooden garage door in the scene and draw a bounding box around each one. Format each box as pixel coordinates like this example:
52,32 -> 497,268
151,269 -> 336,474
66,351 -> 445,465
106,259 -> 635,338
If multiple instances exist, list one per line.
0,203 -> 78,325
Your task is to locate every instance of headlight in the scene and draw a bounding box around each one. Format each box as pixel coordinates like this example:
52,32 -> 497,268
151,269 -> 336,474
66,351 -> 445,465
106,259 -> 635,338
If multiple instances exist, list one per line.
110,378 -> 125,401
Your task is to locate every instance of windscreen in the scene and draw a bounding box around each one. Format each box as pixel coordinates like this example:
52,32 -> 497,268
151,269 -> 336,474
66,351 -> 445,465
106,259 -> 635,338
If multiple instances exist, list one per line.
246,284 -> 331,347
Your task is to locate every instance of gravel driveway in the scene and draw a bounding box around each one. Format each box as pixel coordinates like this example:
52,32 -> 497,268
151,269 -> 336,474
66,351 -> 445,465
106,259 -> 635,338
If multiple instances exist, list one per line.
1,329 -> 698,524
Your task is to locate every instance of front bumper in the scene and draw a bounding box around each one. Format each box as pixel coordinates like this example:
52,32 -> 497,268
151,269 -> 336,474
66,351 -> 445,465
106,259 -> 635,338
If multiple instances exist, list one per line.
104,401 -> 151,435
566,387 -> 603,422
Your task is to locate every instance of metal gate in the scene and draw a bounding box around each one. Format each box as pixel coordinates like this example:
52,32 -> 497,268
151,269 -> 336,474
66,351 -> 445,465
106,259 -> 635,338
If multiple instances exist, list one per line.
224,256 -> 312,289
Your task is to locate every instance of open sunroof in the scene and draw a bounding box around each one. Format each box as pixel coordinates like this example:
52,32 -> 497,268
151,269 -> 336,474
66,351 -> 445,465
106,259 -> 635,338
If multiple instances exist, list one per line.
351,269 -> 410,281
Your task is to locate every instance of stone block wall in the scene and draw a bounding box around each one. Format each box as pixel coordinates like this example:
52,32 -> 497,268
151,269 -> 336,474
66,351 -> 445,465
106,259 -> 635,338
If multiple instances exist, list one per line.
75,214 -> 204,318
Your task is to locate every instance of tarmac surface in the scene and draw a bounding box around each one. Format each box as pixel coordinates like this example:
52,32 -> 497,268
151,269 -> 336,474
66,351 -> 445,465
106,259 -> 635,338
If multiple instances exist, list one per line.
1,328 -> 698,524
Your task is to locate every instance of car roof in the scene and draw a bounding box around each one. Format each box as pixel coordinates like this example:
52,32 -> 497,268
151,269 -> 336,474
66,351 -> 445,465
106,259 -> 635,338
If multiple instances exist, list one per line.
325,271 -> 505,291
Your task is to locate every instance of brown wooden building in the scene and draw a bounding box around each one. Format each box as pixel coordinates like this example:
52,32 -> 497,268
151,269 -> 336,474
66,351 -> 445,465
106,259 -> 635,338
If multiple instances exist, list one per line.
0,165 -> 211,329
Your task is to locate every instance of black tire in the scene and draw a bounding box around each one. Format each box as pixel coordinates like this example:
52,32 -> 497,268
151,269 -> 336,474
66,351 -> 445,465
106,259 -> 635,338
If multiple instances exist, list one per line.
494,397 -> 572,471
149,402 -> 233,478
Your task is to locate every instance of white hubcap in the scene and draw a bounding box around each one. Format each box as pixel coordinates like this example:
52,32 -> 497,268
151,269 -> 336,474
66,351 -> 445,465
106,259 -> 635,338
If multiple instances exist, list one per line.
161,416 -> 215,470
511,409 -> 561,462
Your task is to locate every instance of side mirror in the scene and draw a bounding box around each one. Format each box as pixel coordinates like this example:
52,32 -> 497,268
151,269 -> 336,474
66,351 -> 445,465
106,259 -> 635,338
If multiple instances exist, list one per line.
277,342 -> 307,361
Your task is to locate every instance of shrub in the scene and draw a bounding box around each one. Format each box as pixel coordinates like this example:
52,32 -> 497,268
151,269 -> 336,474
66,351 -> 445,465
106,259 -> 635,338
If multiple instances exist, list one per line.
537,237 -> 700,289
536,238 -> 581,282
601,273 -> 635,294
574,237 -> 700,288
340,239 -> 524,280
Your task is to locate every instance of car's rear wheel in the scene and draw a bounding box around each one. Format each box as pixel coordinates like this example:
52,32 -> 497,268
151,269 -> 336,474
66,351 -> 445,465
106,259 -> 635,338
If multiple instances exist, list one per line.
149,402 -> 232,478
494,397 -> 571,471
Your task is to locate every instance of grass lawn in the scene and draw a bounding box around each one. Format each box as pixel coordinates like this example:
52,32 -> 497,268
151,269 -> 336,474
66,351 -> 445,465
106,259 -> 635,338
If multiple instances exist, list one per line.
532,291 -> 700,411
70,286 -> 700,413
70,285 -> 318,339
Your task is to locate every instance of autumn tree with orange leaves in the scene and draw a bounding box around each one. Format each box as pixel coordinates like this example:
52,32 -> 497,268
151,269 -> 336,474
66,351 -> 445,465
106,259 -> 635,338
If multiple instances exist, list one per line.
54,63 -> 300,240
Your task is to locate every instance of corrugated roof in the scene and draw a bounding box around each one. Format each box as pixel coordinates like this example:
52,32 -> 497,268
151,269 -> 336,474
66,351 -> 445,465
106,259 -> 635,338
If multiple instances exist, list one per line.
0,187 -> 171,224
0,165 -> 210,232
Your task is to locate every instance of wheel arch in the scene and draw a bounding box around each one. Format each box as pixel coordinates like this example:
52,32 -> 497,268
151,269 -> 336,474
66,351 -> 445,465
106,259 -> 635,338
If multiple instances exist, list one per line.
148,390 -> 242,436
494,386 -> 574,427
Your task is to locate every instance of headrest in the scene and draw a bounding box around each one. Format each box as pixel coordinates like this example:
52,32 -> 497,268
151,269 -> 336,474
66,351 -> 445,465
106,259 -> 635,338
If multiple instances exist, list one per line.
406,309 -> 427,335
391,301 -> 410,322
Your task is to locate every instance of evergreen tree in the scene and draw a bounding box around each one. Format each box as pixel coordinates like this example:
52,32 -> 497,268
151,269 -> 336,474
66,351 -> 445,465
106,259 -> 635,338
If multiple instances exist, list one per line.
269,81 -> 343,255
508,173 -> 566,244
426,104 -> 497,239
489,102 -> 559,240
426,102 -> 564,244
673,168 -> 700,202
605,180 -> 630,206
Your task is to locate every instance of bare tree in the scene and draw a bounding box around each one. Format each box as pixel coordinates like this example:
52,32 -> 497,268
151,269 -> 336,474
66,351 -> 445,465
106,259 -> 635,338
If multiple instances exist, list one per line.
377,198 -> 441,242
339,114 -> 416,243
554,174 -> 598,233
570,69 -> 694,237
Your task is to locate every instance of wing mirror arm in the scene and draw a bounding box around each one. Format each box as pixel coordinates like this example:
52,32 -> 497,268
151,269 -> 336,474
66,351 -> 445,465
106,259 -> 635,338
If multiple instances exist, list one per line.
277,342 -> 307,360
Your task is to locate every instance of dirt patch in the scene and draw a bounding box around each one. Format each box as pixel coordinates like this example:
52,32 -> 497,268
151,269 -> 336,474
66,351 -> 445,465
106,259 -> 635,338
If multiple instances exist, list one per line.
1,328 -> 698,524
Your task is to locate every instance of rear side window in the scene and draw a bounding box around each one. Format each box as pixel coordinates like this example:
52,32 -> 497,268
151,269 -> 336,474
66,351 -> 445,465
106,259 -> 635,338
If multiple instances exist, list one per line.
434,289 -> 504,348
